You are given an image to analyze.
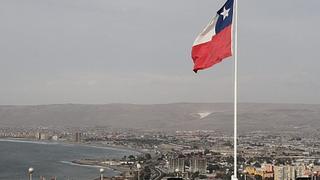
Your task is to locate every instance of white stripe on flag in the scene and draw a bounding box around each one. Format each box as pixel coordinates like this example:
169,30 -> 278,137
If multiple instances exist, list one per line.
193,15 -> 218,46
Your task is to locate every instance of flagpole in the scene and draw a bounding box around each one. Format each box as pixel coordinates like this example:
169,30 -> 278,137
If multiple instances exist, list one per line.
232,0 -> 238,179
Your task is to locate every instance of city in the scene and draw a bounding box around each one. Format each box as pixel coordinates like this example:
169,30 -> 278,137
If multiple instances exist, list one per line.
0,0 -> 319,179
1,127 -> 320,180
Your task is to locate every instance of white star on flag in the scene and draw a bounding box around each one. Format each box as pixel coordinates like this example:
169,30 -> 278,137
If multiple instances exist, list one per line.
220,7 -> 230,20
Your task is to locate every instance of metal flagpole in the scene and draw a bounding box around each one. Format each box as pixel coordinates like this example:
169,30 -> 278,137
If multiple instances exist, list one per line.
232,0 -> 238,180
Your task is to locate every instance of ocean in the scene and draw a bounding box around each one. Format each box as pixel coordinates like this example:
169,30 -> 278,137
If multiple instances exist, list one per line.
0,139 -> 138,180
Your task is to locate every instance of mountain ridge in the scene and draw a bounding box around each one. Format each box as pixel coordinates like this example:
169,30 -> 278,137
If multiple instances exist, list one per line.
0,103 -> 319,133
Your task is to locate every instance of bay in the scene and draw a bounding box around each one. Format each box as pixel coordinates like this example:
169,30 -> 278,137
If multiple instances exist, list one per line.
0,139 -> 138,180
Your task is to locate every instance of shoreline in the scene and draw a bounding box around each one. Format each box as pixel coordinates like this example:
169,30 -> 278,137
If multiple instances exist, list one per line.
60,160 -> 123,174
0,137 -> 142,155
69,159 -> 133,174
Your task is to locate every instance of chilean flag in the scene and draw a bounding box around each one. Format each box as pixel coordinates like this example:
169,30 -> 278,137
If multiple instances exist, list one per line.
192,0 -> 234,73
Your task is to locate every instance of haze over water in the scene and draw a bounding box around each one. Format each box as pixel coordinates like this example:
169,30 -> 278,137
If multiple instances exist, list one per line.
0,139 -> 138,180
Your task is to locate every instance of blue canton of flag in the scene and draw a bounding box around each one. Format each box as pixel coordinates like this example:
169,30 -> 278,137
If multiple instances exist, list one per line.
215,0 -> 234,34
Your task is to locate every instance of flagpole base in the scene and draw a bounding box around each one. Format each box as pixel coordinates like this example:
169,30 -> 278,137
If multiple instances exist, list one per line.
231,175 -> 238,180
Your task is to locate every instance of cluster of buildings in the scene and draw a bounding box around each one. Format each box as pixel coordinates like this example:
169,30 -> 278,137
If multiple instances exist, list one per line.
245,164 -> 320,180
168,156 -> 207,174
0,127 -> 86,142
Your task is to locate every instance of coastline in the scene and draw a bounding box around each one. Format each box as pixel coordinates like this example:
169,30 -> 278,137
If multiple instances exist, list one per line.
0,137 -> 142,155
68,159 -> 133,174
60,160 -> 123,174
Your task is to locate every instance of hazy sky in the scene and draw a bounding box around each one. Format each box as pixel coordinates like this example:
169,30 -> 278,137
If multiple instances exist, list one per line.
0,0 -> 319,105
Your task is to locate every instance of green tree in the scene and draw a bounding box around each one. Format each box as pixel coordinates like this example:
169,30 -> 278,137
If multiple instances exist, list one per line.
128,155 -> 136,161
207,164 -> 219,173
255,175 -> 262,180
204,149 -> 210,155
145,153 -> 152,160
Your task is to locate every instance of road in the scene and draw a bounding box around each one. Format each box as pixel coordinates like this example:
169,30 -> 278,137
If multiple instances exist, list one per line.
151,166 -> 164,180
145,154 -> 165,180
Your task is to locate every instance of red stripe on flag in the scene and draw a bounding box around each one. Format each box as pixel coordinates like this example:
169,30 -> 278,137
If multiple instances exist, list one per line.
192,25 -> 232,73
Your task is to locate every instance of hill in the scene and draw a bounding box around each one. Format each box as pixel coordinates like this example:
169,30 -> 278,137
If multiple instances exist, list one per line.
0,103 -> 319,133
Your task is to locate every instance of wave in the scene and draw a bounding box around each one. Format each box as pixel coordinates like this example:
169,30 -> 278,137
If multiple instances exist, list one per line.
60,161 -> 105,169
60,161 -> 120,173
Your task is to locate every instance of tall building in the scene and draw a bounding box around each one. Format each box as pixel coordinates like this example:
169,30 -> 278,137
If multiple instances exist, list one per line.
75,132 -> 82,142
40,133 -> 47,140
261,163 -> 274,179
36,132 -> 47,140
296,165 -> 308,178
169,158 -> 185,173
36,132 -> 41,140
274,165 -> 295,180
190,157 -> 207,174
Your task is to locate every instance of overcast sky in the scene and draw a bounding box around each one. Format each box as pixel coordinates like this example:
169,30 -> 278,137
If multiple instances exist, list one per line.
0,0 -> 319,105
